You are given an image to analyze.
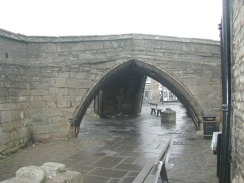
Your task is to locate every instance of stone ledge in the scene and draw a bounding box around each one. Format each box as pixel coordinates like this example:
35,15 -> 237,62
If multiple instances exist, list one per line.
0,28 -> 220,45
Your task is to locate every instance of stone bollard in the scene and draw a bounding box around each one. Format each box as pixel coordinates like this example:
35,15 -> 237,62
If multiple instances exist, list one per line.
161,108 -> 176,123
0,162 -> 83,183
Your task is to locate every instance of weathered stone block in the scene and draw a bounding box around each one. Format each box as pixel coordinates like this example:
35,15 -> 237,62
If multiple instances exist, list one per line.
161,108 -> 176,123
60,123 -> 70,133
0,88 -> 8,96
49,124 -> 60,133
62,96 -> 76,102
17,127 -> 27,139
76,96 -> 82,101
85,73 -> 96,80
2,122 -> 13,132
1,132 -> 10,144
33,125 -> 49,134
30,96 -> 43,102
48,116 -> 63,124
33,134 -> 50,140
15,166 -> 45,183
31,89 -> 49,96
51,78 -> 66,87
43,96 -> 61,102
57,132 -> 69,138
10,131 -> 18,141
85,41 -> 103,50
30,82 -> 46,89
0,104 -> 11,110
45,102 -> 56,108
161,41 -> 183,50
1,162 -> 83,183
77,79 -> 92,88
65,78 -> 77,88
68,89 -> 78,96
1,110 -> 12,123
78,89 -> 88,96
49,88 -> 68,96
22,118 -> 31,127
57,42 -> 85,52
75,72 -> 86,79
32,116 -> 47,124
18,96 -> 26,102
106,61 -> 115,69
30,102 -> 45,109
167,62 -> 179,69
70,101 -> 80,108
12,120 -> 22,129
183,78 -> 197,86
57,101 -> 67,108
187,86 -> 200,95
59,72 -> 70,78
0,145 -> 6,153
30,108 -> 43,117
42,108 -> 62,117
28,43 -> 56,53
41,162 -> 66,175
49,133 -> 58,139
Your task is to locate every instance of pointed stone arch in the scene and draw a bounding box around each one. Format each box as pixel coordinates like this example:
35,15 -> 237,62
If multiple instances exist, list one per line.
69,59 -> 203,136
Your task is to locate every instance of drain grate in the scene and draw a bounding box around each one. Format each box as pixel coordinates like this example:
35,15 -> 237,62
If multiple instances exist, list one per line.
185,138 -> 197,140
92,152 -> 106,156
173,141 -> 194,145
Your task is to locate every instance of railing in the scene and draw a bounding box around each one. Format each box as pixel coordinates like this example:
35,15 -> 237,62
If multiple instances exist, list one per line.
133,138 -> 172,183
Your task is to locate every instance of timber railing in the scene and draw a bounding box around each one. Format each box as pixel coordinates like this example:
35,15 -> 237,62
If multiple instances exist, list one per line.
133,138 -> 172,183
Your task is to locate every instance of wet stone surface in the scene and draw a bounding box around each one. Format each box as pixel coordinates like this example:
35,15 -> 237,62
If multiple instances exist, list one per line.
0,103 -> 218,183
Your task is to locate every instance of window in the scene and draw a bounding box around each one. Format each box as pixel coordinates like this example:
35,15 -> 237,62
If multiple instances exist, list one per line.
146,77 -> 151,84
145,89 -> 151,98
144,89 -> 152,103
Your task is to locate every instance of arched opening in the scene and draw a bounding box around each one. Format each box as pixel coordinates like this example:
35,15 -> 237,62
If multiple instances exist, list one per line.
70,59 -> 203,136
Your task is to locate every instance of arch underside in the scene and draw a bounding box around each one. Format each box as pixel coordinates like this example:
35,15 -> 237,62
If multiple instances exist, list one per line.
70,59 -> 203,131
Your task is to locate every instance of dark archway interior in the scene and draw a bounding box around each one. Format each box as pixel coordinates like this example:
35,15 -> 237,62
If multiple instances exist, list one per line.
93,69 -> 146,118
70,60 -> 202,131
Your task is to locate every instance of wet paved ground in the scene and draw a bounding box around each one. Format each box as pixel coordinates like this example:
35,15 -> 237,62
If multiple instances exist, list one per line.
0,102 -> 218,183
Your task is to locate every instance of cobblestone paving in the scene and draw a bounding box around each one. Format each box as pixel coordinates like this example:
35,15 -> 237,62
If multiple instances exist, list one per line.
0,103 -> 218,183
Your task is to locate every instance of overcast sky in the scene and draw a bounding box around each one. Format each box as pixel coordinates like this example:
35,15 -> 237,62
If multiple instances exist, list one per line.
0,0 -> 222,40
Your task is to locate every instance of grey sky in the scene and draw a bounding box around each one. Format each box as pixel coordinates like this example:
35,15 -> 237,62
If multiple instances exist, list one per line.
0,0 -> 222,40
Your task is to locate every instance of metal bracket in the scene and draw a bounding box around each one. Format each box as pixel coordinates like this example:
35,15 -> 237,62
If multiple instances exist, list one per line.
222,104 -> 232,112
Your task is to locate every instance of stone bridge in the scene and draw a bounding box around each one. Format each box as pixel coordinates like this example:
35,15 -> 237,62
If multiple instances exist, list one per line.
0,29 -> 221,155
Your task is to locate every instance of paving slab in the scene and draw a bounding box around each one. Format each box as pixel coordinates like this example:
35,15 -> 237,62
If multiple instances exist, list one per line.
0,103 -> 219,183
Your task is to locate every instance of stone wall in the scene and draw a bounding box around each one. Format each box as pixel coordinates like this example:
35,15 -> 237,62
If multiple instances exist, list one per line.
231,0 -> 244,182
0,35 -> 31,159
0,28 -> 221,158
28,64 -> 98,141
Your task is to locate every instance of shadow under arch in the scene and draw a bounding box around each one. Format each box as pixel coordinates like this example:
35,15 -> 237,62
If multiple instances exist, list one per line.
69,59 -> 203,136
